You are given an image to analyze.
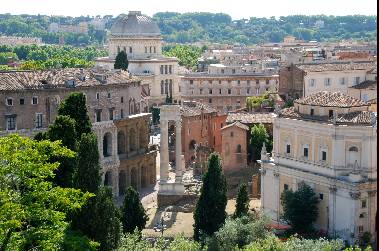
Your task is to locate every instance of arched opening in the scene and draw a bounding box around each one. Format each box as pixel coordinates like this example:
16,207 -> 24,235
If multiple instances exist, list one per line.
236,144 -> 242,153
104,171 -> 112,187
103,132 -> 112,157
348,146 -> 360,168
117,131 -> 126,154
119,171 -> 127,196
141,166 -> 148,188
129,128 -> 137,152
131,168 -> 138,190
139,127 -> 145,150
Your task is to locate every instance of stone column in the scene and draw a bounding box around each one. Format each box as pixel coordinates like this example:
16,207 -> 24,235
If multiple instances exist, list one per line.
175,119 -> 183,182
160,119 -> 169,182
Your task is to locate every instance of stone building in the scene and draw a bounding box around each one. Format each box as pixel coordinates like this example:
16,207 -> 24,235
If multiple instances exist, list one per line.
181,72 -> 279,113
259,91 -> 377,245
95,11 -> 180,106
279,61 -> 376,100
0,68 -> 157,196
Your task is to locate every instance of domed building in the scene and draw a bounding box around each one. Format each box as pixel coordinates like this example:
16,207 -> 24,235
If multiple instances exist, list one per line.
96,11 -> 180,106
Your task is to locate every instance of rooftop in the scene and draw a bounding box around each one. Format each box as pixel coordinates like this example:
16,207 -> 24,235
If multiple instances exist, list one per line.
226,112 -> 275,124
0,68 -> 138,91
221,121 -> 249,131
349,80 -> 377,90
296,61 -> 376,72
295,91 -> 368,108
180,101 -> 217,117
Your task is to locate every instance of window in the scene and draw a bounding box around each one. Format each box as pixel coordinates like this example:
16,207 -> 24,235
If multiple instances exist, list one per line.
362,200 -> 367,208
169,65 -> 172,74
129,47 -> 132,53
6,98 -> 13,106
232,69 -> 236,74
145,47 -> 147,53
120,109 -> 124,119
358,226 -> 364,233
209,89 -> 213,94
322,151 -> 327,161
319,193 -> 324,200
236,144 -> 242,153
6,116 -> 16,130
149,46 -> 152,53
230,132 -> 234,137
309,79 -> 316,87
19,98 -> 25,105
109,108 -> 114,120
96,93 -> 100,100
219,89 -> 222,94
284,184 -> 289,191
329,110 -> 334,118
190,80 -> 193,85
165,65 -> 168,74
247,88 -> 250,94
310,108 -> 314,116
237,80 -> 241,85
286,144 -> 291,154
221,69 -> 225,74
354,77 -> 360,85
32,96 -> 38,105
121,96 -> 124,103
359,213 -> 365,218
228,89 -> 232,95
35,113 -> 43,128
339,77 -> 346,85
247,80 -> 250,85
324,78 -> 331,86
266,79 -> 269,85
209,98 -> 212,103
107,92 -> 111,99
199,88 -> 203,95
303,147 -> 309,158
95,109 -> 102,122
160,65 -> 164,74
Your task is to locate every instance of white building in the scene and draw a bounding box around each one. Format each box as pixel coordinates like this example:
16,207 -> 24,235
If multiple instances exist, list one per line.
260,91 -> 377,245
95,11 -> 180,106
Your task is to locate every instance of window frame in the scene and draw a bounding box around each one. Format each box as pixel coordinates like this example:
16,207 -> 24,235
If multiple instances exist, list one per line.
31,96 -> 38,105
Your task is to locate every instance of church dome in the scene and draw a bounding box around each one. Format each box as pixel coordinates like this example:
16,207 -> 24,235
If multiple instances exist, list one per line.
110,11 -> 161,37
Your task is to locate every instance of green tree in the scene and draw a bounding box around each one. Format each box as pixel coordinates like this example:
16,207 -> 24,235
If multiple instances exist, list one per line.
45,115 -> 78,187
58,92 -> 92,138
114,50 -> 129,70
75,133 -> 101,194
0,134 -> 92,250
193,153 -> 227,241
249,124 -> 270,162
73,187 -> 122,251
121,187 -> 149,234
281,183 -> 319,233
234,184 -> 249,218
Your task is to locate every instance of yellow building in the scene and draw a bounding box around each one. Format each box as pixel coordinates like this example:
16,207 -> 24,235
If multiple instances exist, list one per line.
260,91 -> 377,245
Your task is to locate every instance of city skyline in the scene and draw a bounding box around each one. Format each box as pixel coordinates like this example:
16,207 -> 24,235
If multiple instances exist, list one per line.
1,0 -> 377,19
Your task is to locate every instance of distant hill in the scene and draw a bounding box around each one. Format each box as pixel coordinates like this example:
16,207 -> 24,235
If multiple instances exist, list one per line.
0,13 -> 376,46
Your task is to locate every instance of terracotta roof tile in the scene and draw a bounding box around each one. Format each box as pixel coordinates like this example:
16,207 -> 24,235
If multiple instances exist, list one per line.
296,61 -> 375,72
295,91 -> 368,108
226,112 -> 274,124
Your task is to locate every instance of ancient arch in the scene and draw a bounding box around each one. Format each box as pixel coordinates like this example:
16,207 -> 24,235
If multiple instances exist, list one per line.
119,170 -> 127,196
117,131 -> 126,154
129,128 -> 137,152
141,165 -> 148,188
104,171 -> 112,187
103,132 -> 112,157
139,126 -> 145,149
130,168 -> 138,189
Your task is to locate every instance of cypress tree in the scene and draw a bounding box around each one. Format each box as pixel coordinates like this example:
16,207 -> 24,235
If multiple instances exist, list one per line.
121,186 -> 149,234
234,184 -> 249,218
58,92 -> 92,138
193,153 -> 227,241
75,133 -> 101,194
114,51 -> 129,70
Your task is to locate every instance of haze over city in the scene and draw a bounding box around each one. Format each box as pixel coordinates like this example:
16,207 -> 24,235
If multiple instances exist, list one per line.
1,0 -> 378,18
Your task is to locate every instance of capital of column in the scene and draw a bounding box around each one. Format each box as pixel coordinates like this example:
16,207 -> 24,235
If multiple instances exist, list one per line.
349,191 -> 361,200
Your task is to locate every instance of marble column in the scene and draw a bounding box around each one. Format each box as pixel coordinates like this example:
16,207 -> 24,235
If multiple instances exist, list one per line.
160,119 -> 169,182
175,119 -> 183,181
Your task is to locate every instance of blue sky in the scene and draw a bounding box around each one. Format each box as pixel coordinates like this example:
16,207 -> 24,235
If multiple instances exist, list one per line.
1,0 -> 377,19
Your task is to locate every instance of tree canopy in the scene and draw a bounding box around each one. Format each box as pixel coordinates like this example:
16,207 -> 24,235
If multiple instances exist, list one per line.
0,134 -> 92,250
114,51 -> 129,70
234,184 -> 250,218
121,187 -> 149,234
249,124 -> 272,162
193,152 -> 227,241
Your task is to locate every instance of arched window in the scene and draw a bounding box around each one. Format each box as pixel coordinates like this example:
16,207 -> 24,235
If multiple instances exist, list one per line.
104,171 -> 112,187
349,146 -> 359,152
236,144 -> 242,153
189,140 -> 196,150
129,128 -> 137,152
117,131 -> 126,154
103,132 -> 112,157
165,80 -> 168,94
169,80 -> 173,95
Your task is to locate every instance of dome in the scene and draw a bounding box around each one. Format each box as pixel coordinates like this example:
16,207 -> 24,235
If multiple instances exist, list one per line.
110,11 -> 161,37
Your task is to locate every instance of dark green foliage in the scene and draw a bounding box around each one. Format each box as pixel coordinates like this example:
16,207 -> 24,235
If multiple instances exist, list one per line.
114,51 -> 129,70
281,183 -> 319,233
73,187 -> 122,251
58,92 -> 92,138
121,187 -> 149,234
151,107 -> 160,124
62,229 -> 100,251
162,44 -> 202,70
193,153 -> 227,241
75,133 -> 101,194
249,124 -> 271,162
234,184 -> 249,218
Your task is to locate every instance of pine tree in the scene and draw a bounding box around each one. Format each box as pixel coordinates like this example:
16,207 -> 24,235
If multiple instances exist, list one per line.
121,186 -> 149,234
193,153 -> 227,241
114,51 -> 129,70
58,92 -> 92,138
234,184 -> 249,218
72,187 -> 122,251
75,133 -> 101,194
